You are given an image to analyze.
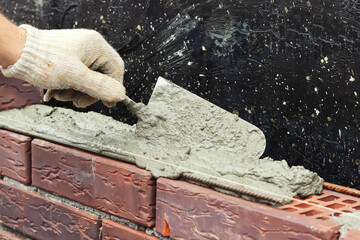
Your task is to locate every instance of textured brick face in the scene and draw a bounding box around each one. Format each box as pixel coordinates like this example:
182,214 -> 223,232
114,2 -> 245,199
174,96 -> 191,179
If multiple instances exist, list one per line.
0,129 -> 32,184
0,73 -> 43,111
156,178 -> 340,240
32,139 -> 156,227
0,179 -> 100,240
102,219 -> 160,240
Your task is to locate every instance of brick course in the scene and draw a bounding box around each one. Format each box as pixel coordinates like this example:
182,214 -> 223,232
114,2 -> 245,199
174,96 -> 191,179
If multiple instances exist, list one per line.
156,178 -> 340,240
0,129 -> 32,184
102,219 -> 160,240
32,139 -> 156,227
279,189 -> 360,240
0,73 -> 43,111
0,179 -> 100,240
0,129 -> 359,239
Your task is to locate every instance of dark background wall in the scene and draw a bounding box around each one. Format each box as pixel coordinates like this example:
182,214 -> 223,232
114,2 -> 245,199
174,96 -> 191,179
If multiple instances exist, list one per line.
1,0 -> 360,189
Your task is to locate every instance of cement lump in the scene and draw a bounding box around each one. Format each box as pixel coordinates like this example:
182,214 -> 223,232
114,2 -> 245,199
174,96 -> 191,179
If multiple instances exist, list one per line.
0,82 -> 324,205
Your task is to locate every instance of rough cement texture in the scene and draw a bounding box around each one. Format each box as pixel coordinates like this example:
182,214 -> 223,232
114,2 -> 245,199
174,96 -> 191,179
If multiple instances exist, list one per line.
0,79 -> 323,205
102,219 -> 160,240
333,211 -> 360,238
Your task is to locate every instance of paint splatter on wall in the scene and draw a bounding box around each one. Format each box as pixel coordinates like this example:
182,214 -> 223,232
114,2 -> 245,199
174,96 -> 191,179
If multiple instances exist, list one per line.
2,0 -> 360,188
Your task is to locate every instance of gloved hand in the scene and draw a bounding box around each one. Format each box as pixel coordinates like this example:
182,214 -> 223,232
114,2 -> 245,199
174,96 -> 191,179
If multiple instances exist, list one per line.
0,24 -> 125,108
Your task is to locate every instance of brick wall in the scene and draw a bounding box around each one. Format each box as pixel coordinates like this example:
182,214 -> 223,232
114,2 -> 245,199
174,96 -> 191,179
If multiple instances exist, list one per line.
0,130 -> 162,240
0,129 -> 360,239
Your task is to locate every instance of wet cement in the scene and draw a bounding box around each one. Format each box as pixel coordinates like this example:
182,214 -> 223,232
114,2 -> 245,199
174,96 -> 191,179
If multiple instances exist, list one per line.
0,79 -> 323,205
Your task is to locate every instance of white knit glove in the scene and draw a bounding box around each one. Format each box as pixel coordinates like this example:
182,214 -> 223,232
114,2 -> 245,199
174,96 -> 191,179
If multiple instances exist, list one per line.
0,24 -> 125,108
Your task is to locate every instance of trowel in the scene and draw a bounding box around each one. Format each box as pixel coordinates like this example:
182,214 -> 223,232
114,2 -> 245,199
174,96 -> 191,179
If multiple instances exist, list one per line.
122,77 -> 283,203
124,76 -> 266,158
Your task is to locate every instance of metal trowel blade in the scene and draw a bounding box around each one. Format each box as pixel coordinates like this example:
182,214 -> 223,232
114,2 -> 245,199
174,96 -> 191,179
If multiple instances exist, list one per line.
148,77 -> 266,158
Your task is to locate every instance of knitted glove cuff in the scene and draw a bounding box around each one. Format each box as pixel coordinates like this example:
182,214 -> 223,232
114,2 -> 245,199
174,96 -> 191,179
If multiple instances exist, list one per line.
1,25 -> 48,87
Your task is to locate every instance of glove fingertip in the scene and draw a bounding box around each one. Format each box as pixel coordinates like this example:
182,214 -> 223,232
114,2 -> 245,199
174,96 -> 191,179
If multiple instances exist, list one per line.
117,84 -> 126,101
73,91 -> 98,108
98,81 -> 126,102
73,101 -> 90,108
103,101 -> 116,108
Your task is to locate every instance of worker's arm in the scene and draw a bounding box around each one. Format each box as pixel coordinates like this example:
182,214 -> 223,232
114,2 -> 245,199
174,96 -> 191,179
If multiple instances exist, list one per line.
0,14 -> 26,68
0,13 -> 125,108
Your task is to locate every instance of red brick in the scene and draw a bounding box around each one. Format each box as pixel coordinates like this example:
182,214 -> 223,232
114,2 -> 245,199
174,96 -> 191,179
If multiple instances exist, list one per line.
279,189 -> 360,239
156,178 -> 340,240
0,73 -> 43,111
0,229 -> 25,240
279,189 -> 360,223
0,179 -> 100,240
102,219 -> 159,240
341,230 -> 360,240
32,139 -> 156,227
0,129 -> 31,184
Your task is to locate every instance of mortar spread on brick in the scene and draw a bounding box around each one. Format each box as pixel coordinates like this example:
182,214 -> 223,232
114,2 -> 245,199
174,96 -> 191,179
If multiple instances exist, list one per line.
332,211 -> 360,238
0,95 -> 322,205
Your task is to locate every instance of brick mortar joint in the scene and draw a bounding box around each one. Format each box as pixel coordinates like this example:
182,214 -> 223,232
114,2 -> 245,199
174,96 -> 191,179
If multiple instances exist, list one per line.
2,176 -> 171,240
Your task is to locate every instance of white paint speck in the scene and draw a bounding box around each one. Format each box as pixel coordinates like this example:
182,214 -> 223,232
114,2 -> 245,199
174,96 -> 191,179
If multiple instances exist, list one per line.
320,56 -> 329,64
174,50 -> 184,57
350,76 -> 355,82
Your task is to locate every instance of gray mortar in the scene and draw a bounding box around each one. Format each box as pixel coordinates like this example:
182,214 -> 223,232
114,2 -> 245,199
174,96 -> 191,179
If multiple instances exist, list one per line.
3,177 -> 171,240
332,211 -> 360,238
0,79 -> 323,205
